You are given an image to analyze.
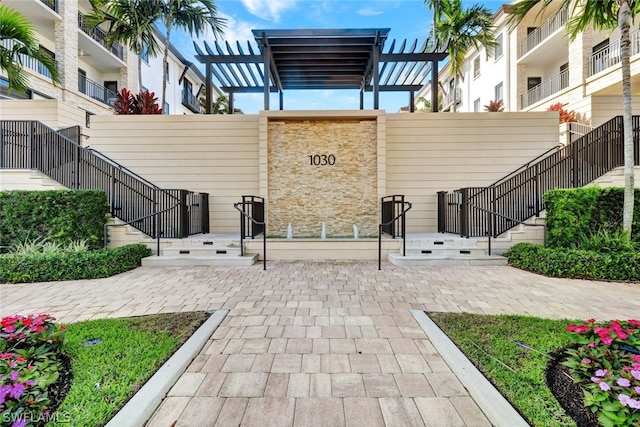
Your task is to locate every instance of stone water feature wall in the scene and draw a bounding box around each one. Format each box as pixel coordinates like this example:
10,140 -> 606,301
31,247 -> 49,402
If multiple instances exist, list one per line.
267,119 -> 378,237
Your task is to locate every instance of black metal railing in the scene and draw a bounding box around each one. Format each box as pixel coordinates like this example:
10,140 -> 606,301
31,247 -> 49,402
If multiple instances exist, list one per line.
78,73 -> 117,106
234,196 -> 266,270
182,89 -> 202,113
77,11 -> 124,60
378,195 -> 412,270
57,125 -> 82,144
0,120 -> 209,242
437,116 -> 639,238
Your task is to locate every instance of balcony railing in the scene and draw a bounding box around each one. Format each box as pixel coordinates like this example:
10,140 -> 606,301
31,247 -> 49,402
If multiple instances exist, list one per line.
77,11 -> 124,61
39,0 -> 57,12
520,6 -> 569,58
0,39 -> 54,79
78,73 -> 117,106
443,88 -> 462,110
182,89 -> 202,113
520,68 -> 569,109
589,30 -> 640,76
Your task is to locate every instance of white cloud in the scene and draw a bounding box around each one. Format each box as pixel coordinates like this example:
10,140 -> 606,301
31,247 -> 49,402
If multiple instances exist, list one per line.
357,7 -> 383,16
241,0 -> 297,22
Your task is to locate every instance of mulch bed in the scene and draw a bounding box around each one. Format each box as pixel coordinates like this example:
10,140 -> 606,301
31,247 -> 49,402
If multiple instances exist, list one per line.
546,347 -> 600,427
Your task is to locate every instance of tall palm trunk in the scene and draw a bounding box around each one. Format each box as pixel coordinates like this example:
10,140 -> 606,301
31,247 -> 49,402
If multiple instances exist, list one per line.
619,0 -> 634,236
161,22 -> 172,113
137,37 -> 143,92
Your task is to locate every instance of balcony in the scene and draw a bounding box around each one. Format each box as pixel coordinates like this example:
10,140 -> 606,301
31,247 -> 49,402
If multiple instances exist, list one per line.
77,11 -> 124,61
589,30 -> 640,76
520,68 -> 569,109
182,89 -> 202,113
0,39 -> 53,79
443,88 -> 462,111
78,73 -> 117,106
519,6 -> 568,58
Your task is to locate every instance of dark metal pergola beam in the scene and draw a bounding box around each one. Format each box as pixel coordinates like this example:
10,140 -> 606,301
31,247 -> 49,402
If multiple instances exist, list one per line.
195,28 -> 448,113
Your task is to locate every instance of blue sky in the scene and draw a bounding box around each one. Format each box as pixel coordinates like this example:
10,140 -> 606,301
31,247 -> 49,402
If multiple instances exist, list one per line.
170,0 -> 504,113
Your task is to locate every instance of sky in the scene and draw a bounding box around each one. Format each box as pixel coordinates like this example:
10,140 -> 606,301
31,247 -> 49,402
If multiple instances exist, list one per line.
169,0 -> 505,113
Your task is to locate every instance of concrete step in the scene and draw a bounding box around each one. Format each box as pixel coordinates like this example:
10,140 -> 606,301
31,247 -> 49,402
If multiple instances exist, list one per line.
141,253 -> 258,267
162,246 -> 242,256
388,253 -> 508,267
404,247 -> 487,256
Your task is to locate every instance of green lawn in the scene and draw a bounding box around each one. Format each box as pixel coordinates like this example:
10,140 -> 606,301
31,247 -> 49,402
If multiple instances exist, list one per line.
49,312 -> 209,426
429,312 -> 577,427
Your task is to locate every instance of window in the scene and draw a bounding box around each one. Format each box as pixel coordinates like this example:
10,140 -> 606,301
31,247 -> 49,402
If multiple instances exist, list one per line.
473,57 -> 480,78
164,102 -> 169,114
474,98 -> 481,112
527,77 -> 541,91
495,33 -> 503,59
165,63 -> 169,82
494,82 -> 503,102
78,68 -> 87,94
560,62 -> 569,72
141,42 -> 149,63
104,81 -> 117,95
593,39 -> 609,53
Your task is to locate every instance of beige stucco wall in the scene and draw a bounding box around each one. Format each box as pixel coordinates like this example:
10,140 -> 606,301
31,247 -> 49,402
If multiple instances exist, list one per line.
385,112 -> 560,233
0,99 -> 87,130
88,114 -> 260,234
76,110 -> 559,235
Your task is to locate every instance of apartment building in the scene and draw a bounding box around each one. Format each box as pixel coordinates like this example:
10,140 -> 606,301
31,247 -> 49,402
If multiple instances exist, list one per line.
1,0 -> 220,121
418,1 -> 640,127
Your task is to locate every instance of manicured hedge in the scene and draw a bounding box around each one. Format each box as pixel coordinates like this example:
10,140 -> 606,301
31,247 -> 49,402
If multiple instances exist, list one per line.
0,244 -> 151,283
0,190 -> 110,250
545,187 -> 640,248
505,242 -> 640,281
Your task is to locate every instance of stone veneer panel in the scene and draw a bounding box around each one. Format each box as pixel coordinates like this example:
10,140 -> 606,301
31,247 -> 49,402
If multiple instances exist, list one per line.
268,119 -> 378,238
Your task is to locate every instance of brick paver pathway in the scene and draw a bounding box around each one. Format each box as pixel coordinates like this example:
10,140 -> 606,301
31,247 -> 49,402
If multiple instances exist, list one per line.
1,262 -> 638,426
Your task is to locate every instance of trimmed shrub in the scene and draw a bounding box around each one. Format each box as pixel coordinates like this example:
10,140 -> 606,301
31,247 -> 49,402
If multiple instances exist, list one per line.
0,190 -> 109,251
505,242 -> 640,281
544,187 -> 601,248
544,187 -> 640,248
0,244 -> 151,283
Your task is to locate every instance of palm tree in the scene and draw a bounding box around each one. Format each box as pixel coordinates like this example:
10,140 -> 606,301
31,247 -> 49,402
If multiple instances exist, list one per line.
157,0 -> 225,113
86,0 -> 162,92
427,0 -> 496,112
508,0 -> 638,238
0,5 -> 59,93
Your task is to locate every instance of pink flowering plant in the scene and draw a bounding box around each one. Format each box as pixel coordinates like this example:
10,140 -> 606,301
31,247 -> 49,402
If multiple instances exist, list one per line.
0,314 -> 66,427
563,319 -> 640,427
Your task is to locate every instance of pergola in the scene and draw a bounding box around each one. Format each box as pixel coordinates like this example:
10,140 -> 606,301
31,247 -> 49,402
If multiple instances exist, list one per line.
194,28 -> 448,113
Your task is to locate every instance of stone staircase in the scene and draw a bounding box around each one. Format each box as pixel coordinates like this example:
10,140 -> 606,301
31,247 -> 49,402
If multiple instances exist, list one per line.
141,235 -> 259,267
388,234 -> 508,266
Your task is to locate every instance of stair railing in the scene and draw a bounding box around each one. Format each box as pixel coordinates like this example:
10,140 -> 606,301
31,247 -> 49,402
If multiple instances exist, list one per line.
378,195 -> 412,270
234,195 -> 266,270
467,202 -> 546,255
104,201 -> 180,256
438,115 -> 637,238
0,120 -> 209,240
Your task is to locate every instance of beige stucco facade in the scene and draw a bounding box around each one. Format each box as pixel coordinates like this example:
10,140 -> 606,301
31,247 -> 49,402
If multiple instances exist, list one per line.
71,110 -> 560,236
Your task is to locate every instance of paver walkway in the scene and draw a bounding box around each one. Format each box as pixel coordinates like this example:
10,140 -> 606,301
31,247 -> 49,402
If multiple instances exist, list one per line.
1,262 -> 639,426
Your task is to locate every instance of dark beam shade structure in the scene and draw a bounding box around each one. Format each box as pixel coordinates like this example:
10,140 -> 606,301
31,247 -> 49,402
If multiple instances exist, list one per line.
194,28 -> 448,113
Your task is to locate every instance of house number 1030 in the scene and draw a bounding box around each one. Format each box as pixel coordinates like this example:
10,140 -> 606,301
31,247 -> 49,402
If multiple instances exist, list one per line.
309,154 -> 336,166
